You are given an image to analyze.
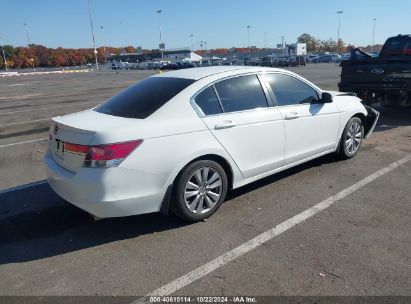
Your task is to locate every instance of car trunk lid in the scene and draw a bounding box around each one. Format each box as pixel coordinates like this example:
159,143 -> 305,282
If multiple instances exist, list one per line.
49,116 -> 97,173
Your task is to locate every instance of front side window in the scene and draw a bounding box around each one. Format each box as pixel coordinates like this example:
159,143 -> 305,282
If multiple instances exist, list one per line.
95,77 -> 195,119
381,37 -> 411,56
214,75 -> 268,113
195,86 -> 222,115
263,74 -> 319,106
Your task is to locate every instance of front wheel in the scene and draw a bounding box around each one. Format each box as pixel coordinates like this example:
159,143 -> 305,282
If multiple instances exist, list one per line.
171,160 -> 228,222
337,117 -> 364,159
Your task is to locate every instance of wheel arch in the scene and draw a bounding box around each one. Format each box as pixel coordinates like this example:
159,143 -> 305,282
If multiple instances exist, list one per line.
175,154 -> 234,190
335,112 -> 366,154
159,153 -> 235,215
352,112 -> 366,126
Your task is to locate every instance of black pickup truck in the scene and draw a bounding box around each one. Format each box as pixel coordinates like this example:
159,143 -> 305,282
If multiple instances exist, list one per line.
339,34 -> 411,107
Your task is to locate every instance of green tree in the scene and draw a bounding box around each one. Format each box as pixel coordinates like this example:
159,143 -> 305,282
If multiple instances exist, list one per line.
337,39 -> 346,53
321,38 -> 337,52
297,33 -> 319,53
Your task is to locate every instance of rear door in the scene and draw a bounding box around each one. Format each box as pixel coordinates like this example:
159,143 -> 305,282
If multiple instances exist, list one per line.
194,74 -> 285,179
262,73 -> 340,165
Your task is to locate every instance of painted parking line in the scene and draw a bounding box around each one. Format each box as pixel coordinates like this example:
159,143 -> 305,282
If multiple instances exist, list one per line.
0,101 -> 98,115
0,138 -> 48,149
133,154 -> 411,302
0,118 -> 50,127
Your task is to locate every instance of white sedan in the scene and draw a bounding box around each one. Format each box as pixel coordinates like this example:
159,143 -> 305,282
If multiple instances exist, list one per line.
44,66 -> 379,222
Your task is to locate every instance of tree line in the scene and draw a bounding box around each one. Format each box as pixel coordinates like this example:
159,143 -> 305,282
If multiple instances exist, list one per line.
0,45 -> 147,69
297,33 -> 383,53
1,34 -> 384,70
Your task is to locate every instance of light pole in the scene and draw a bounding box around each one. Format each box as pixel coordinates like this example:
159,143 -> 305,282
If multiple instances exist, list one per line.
100,25 -> 107,66
23,23 -> 35,70
247,25 -> 251,57
337,10 -> 343,53
0,37 -> 8,71
372,18 -> 376,52
1,46 -> 7,71
190,34 -> 194,51
157,9 -> 164,59
87,0 -> 99,70
264,32 -> 267,49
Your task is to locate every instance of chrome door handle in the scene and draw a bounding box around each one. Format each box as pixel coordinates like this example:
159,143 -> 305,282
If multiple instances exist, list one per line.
285,112 -> 299,120
214,120 -> 236,130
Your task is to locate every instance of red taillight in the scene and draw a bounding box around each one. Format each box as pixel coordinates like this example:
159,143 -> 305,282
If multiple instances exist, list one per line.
85,140 -> 142,161
64,140 -> 143,168
65,143 -> 88,154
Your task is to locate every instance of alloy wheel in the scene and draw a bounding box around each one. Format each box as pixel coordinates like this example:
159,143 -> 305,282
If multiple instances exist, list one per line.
345,122 -> 362,155
184,167 -> 223,214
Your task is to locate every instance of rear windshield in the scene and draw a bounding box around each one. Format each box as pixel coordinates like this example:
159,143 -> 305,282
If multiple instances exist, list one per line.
95,77 -> 195,119
381,37 -> 411,57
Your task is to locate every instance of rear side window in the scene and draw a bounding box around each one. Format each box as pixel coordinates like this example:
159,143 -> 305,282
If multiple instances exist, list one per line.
95,77 -> 195,119
263,74 -> 319,106
214,75 -> 268,113
381,37 -> 411,56
195,86 -> 222,115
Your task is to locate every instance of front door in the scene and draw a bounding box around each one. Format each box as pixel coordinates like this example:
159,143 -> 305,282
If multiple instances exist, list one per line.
262,73 -> 340,165
194,75 -> 285,179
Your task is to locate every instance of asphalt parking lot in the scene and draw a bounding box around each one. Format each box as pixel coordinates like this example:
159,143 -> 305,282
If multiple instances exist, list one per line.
0,64 -> 410,298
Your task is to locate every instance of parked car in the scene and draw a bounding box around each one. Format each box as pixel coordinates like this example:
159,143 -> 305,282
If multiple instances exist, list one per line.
312,54 -> 337,63
340,34 -> 411,107
334,53 -> 351,63
161,63 -> 177,70
211,59 -> 222,66
260,55 -> 276,67
177,62 -> 195,69
307,55 -> 320,63
273,57 -> 289,67
231,59 -> 245,66
244,58 -> 261,66
44,66 -> 379,222
200,60 -> 211,66
288,55 -> 306,66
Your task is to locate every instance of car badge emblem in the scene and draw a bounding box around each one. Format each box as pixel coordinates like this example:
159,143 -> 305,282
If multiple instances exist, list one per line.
371,68 -> 384,74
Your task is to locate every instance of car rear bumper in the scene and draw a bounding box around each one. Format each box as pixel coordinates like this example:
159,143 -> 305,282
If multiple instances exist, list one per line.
44,149 -> 171,218
363,105 -> 380,139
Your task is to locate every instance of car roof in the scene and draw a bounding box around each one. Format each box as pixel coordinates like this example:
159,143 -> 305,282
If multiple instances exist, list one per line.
153,66 -> 284,81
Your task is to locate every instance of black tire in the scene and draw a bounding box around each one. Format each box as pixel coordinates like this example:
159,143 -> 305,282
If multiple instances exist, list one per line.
337,117 -> 364,159
171,160 -> 228,222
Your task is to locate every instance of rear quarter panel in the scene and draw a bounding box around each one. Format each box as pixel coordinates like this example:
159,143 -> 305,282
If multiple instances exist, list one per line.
119,129 -> 244,189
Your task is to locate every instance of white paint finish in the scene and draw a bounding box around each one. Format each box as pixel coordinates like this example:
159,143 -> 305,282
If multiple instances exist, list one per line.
121,130 -> 242,178
44,150 -> 171,217
0,138 -> 48,149
202,108 -> 285,178
44,67 -> 378,218
133,154 -> 411,300
277,102 -> 340,165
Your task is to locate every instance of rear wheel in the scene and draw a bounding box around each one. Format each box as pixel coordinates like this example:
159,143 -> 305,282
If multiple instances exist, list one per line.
171,160 -> 228,222
337,117 -> 364,159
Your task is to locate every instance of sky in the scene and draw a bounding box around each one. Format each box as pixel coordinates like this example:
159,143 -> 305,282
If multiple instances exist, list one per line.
0,0 -> 410,50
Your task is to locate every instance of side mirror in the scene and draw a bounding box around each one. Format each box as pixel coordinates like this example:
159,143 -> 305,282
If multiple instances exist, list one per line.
320,92 -> 333,103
